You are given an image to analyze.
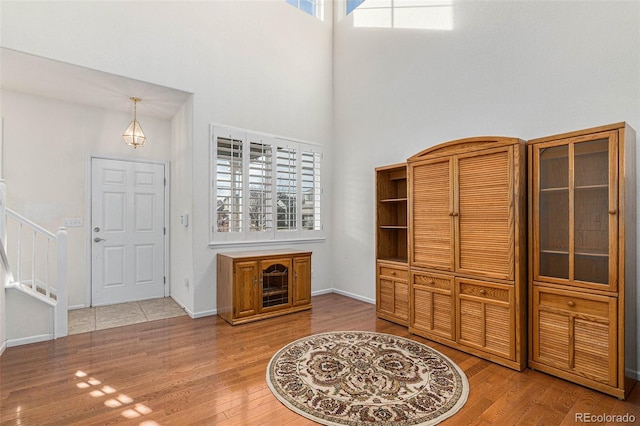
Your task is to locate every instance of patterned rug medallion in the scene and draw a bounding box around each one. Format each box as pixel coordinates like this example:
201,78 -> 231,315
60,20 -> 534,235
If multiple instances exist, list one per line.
266,331 -> 469,425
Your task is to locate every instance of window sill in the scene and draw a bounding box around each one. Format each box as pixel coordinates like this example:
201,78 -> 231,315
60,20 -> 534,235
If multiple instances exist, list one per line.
208,237 -> 325,249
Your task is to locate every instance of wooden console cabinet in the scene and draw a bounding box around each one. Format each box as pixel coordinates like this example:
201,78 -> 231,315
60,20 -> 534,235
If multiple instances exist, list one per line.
217,250 -> 312,325
528,122 -> 637,399
407,136 -> 527,371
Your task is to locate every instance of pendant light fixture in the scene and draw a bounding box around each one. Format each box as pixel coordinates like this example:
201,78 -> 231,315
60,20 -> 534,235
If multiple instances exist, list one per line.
123,97 -> 146,148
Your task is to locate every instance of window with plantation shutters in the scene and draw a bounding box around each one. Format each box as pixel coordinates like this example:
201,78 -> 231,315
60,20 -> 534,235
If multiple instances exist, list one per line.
211,124 -> 323,245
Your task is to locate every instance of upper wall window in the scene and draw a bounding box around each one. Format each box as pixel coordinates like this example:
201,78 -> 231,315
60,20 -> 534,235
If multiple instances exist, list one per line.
347,0 -> 366,14
286,0 -> 324,19
353,0 -> 454,30
211,124 -> 323,246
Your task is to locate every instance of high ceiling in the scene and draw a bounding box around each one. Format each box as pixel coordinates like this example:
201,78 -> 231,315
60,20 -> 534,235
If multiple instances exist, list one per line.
1,48 -> 192,120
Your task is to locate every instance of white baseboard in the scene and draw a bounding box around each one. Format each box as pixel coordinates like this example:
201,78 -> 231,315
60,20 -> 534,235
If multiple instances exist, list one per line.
183,288 -> 372,319
68,304 -> 86,310
169,295 -> 216,319
7,333 -> 53,348
190,309 -> 217,319
329,288 -> 375,305
626,367 -> 640,381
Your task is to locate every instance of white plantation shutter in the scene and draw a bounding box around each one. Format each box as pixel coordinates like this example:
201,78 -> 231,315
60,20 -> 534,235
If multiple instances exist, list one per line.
247,134 -> 273,239
211,125 -> 323,244
276,143 -> 297,237
214,131 -> 243,240
301,145 -> 322,236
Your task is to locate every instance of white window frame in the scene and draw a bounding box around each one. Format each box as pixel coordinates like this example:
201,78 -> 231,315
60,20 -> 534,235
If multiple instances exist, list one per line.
210,124 -> 323,246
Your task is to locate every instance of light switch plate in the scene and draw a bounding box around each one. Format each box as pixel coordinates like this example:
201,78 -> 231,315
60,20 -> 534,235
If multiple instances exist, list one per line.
63,218 -> 82,227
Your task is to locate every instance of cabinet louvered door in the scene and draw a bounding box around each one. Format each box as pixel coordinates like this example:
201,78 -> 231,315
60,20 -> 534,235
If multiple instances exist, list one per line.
456,278 -> 514,360
377,263 -> 409,324
410,158 -> 454,271
531,286 -> 617,386
456,148 -> 513,280
410,271 -> 454,341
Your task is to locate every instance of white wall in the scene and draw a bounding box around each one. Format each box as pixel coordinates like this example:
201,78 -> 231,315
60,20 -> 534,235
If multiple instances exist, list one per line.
1,90 -> 172,308
0,1 -> 335,318
333,0 -> 639,369
6,288 -> 53,345
169,97 -> 195,313
333,0 -> 639,299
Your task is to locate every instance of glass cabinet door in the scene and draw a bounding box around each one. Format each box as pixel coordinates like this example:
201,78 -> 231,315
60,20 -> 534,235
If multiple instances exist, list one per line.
538,145 -> 570,279
573,138 -> 612,285
260,259 -> 292,310
534,133 -> 617,290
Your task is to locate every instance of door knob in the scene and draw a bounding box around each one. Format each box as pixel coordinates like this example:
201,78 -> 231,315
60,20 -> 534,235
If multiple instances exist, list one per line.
94,227 -> 101,232
94,237 -> 106,242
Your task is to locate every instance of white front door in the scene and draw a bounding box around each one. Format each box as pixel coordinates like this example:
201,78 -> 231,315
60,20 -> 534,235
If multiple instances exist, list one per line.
91,158 -> 166,306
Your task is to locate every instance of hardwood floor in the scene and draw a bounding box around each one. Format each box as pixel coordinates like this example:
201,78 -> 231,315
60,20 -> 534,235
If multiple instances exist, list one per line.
1,293 -> 638,425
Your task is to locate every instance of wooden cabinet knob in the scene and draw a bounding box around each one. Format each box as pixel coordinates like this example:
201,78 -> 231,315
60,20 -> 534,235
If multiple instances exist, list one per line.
391,271 -> 396,275
427,279 -> 434,285
479,289 -> 487,295
453,212 -> 459,217
567,301 -> 575,307
608,209 -> 617,215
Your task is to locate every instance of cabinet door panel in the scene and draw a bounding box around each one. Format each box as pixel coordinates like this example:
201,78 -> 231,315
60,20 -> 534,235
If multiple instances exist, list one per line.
532,132 -> 618,292
485,304 -> 512,356
574,319 -> 612,383
378,278 -> 395,314
537,310 -> 570,367
572,137 -> 618,289
394,281 -> 409,320
293,256 -> 311,306
411,159 -> 453,270
260,258 -> 292,312
410,272 -> 454,340
456,278 -> 514,360
377,263 -> 408,323
457,148 -> 513,280
532,287 -> 617,386
234,261 -> 258,318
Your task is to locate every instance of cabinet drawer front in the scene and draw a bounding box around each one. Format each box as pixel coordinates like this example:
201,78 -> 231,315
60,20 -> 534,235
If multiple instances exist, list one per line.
459,282 -> 510,303
537,289 -> 610,318
412,272 -> 452,291
379,266 -> 408,280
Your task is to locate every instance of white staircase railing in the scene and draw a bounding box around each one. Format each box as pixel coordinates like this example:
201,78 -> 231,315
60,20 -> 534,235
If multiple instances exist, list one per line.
1,183 -> 68,339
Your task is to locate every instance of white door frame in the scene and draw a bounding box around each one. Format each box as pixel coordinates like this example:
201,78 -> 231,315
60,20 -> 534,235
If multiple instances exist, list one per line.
85,155 -> 170,308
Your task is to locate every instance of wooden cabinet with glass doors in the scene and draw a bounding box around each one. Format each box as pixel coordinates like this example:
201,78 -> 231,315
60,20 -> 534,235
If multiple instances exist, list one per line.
408,137 -> 527,371
375,164 -> 409,325
528,122 -> 636,399
217,250 -> 312,325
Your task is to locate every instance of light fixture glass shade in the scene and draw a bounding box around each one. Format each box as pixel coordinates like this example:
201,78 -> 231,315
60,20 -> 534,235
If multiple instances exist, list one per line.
123,119 -> 146,148
123,97 -> 146,148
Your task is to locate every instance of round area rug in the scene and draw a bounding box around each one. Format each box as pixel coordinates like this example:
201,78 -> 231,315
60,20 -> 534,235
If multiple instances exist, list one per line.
266,331 -> 469,425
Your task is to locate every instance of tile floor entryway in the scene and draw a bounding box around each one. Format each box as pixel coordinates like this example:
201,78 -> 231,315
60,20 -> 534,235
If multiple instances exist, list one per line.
68,297 -> 188,335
